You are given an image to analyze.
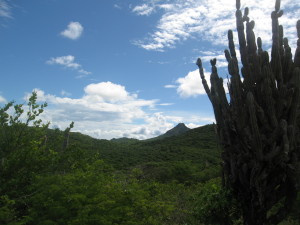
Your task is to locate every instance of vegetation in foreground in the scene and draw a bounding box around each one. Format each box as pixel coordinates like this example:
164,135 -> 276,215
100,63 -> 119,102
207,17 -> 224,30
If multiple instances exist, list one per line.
0,93 -> 299,225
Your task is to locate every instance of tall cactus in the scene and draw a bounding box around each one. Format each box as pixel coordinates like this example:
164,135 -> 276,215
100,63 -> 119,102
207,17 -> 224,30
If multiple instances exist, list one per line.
196,0 -> 300,224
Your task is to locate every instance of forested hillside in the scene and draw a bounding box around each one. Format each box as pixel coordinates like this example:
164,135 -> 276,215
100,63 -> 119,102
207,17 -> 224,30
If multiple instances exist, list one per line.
1,94 -> 299,225
67,123 -> 221,183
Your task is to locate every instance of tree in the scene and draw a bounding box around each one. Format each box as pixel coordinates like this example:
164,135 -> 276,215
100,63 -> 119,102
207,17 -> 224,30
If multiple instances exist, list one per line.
0,91 -> 48,158
0,92 -> 50,222
196,0 -> 300,224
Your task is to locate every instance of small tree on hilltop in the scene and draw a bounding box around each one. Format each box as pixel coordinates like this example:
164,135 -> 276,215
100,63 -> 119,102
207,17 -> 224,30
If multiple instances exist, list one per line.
196,0 -> 300,224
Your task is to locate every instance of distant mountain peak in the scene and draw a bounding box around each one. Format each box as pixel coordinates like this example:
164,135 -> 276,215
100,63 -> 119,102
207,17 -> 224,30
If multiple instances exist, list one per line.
175,123 -> 188,129
144,123 -> 191,141
164,123 -> 190,137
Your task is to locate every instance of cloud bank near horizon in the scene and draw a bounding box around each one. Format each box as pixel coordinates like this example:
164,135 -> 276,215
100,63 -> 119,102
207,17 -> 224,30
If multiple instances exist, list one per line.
23,82 -> 214,140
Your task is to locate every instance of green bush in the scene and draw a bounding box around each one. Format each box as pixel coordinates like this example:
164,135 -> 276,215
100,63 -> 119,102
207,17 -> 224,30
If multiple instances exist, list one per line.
26,160 -> 175,225
192,178 -> 241,225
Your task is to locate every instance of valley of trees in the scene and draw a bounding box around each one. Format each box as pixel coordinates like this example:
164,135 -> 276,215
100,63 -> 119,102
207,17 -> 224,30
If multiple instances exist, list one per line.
0,92 -> 226,225
0,93 -> 299,225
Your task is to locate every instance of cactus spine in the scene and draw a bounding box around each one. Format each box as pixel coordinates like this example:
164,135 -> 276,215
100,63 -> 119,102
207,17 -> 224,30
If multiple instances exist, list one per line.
196,0 -> 300,224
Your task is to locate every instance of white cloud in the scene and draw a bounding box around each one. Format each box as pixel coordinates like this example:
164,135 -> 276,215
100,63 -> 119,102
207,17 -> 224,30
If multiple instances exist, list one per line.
164,84 -> 177,88
23,82 -> 213,140
23,82 -> 156,139
158,4 -> 174,10
77,69 -> 92,78
197,50 -> 229,68
60,22 -> 83,40
122,112 -> 175,139
158,103 -> 174,106
174,69 -> 228,98
47,55 -> 80,69
47,55 -> 91,77
0,95 -> 7,103
133,0 -> 300,51
123,111 -> 214,139
176,69 -> 207,98
84,82 -> 131,103
0,0 -> 11,18
132,4 -> 155,16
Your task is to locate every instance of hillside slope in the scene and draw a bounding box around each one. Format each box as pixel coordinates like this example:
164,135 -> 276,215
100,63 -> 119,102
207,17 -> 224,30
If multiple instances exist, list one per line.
64,124 -> 221,183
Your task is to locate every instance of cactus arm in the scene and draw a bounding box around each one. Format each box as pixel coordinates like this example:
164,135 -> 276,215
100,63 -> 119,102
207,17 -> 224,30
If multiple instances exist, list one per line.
247,92 -> 263,160
196,1 -> 300,223
294,20 -> 300,67
196,58 -> 211,100
271,0 -> 284,87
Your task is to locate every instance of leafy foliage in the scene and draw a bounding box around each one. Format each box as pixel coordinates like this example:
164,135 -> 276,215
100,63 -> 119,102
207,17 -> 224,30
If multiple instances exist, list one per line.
192,178 -> 241,225
26,161 -> 175,225
0,93 -> 299,224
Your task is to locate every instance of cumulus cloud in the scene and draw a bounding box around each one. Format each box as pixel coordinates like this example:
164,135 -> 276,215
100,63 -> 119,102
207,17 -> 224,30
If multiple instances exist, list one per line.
176,69 -> 207,98
132,0 -> 300,51
122,112 -> 174,139
0,0 -> 11,18
123,111 -> 214,139
166,68 -> 228,98
84,82 -> 130,103
23,82 -> 156,139
60,21 -> 83,40
22,82 -> 213,140
46,55 -> 91,77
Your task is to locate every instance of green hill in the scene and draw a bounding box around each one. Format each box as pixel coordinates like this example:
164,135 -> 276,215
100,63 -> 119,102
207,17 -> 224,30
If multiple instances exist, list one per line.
12,123 -> 221,183
2,118 -> 299,224
110,137 -> 139,144
63,124 -> 221,183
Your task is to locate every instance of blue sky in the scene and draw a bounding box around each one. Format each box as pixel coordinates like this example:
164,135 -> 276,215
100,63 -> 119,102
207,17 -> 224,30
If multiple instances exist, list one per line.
0,0 -> 299,139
